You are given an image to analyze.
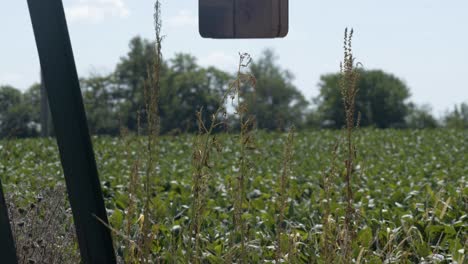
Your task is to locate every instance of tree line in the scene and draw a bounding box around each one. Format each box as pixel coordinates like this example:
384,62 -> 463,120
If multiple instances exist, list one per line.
1,36 -> 467,138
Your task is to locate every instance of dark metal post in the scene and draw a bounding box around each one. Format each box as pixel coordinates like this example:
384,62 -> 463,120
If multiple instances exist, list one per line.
0,178 -> 18,264
27,0 -> 116,263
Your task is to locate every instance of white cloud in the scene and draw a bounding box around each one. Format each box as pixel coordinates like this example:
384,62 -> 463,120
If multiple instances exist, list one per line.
199,52 -> 238,72
168,10 -> 197,29
65,0 -> 130,23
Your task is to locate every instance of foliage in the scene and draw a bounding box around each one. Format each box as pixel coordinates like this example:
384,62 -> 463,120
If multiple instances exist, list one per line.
0,85 -> 40,138
0,85 -> 22,114
245,49 -> 308,130
315,70 -> 411,128
81,75 -> 121,135
113,36 -> 167,132
443,103 -> 468,129
406,103 -> 439,129
1,44 -> 463,138
160,54 -> 231,134
1,130 -> 466,263
189,52 -> 256,263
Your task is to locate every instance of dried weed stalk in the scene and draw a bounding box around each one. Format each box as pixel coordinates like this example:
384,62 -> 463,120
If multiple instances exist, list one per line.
190,52 -> 256,263
7,184 -> 80,264
231,53 -> 257,264
320,28 -> 361,263
340,28 -> 360,262
276,127 -> 295,262
112,1 -> 163,263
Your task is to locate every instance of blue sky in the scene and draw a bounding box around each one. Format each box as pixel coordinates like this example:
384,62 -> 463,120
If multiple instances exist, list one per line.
1,0 -> 467,117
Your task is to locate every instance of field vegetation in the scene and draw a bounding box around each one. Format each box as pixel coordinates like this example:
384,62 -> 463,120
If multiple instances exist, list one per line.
1,129 -> 466,263
0,1 -> 466,263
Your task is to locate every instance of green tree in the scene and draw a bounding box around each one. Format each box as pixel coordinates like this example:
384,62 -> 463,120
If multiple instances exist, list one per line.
23,83 -> 41,119
315,70 -> 411,128
444,103 -> 468,129
245,49 -> 308,130
160,54 -> 230,133
81,75 -> 121,135
0,85 -> 21,114
0,85 -> 39,138
114,36 -> 168,131
405,103 -> 438,129
98,36 -> 232,135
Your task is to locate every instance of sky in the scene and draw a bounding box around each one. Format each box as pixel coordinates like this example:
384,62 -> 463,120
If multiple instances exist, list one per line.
1,0 -> 467,117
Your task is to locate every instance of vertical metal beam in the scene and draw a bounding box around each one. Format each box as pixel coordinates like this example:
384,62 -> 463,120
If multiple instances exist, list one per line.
0,178 -> 18,264
27,0 -> 116,263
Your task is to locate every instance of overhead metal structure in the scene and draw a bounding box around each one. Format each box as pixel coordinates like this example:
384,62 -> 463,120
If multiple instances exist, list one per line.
199,0 -> 289,38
